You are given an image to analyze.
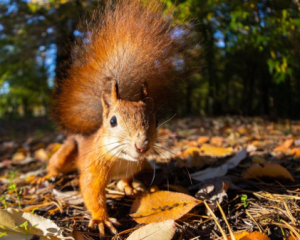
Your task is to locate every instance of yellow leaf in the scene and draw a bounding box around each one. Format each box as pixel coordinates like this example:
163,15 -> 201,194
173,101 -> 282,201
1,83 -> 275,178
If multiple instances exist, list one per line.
200,144 -> 233,157
242,162 -> 294,182
130,191 -> 201,224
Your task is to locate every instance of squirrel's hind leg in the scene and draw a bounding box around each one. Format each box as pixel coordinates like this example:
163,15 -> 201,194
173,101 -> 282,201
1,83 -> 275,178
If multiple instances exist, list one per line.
45,135 -> 78,179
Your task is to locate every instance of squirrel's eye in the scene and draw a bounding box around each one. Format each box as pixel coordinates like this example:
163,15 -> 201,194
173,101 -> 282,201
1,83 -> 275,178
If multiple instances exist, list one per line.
110,116 -> 117,127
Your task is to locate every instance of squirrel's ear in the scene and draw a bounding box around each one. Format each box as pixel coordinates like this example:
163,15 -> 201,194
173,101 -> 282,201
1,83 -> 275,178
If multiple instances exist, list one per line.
101,82 -> 118,116
101,91 -> 111,116
111,82 -> 119,105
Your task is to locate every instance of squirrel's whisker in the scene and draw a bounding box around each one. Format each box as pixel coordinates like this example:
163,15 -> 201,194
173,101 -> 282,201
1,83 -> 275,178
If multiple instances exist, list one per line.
156,113 -> 177,130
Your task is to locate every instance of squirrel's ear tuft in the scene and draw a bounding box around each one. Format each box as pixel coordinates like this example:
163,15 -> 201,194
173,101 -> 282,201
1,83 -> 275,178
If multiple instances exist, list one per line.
111,82 -> 119,105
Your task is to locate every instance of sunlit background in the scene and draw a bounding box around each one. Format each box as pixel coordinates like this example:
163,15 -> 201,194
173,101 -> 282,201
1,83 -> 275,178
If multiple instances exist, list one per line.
1,0 -> 300,121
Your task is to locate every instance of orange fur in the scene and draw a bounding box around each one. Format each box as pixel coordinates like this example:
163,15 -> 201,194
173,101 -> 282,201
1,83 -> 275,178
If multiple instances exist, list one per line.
52,0 -> 177,134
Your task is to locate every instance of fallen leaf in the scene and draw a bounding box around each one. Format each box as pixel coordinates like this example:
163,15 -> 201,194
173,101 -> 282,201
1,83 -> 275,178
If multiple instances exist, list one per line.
273,139 -> 294,152
290,148 -> 300,157
251,155 -> 266,163
225,231 -> 270,240
287,236 -> 297,240
210,136 -> 223,147
12,152 -> 26,163
34,148 -> 49,161
182,147 -> 201,156
197,136 -> 209,145
0,208 -> 73,239
53,189 -> 83,205
187,141 -> 198,147
199,144 -> 233,157
130,191 -> 201,224
191,149 -> 247,181
193,178 -> 230,212
242,162 -> 294,182
226,231 -> 249,240
240,231 -> 270,240
127,220 -> 176,240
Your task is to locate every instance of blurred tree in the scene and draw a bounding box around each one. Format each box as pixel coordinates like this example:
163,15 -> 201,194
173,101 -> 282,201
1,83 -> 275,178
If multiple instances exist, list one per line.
167,0 -> 300,118
1,0 -> 300,120
0,0 -> 90,118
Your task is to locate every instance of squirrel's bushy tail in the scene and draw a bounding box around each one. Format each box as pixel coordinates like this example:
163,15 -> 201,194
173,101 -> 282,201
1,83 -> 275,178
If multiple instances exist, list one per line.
53,0 -> 179,134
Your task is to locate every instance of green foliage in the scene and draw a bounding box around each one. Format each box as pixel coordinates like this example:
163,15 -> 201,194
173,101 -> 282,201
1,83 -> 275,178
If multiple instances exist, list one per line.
0,232 -> 7,238
165,0 -> 300,117
241,194 -> 250,208
7,171 -> 22,209
0,198 -> 7,209
1,0 -> 300,119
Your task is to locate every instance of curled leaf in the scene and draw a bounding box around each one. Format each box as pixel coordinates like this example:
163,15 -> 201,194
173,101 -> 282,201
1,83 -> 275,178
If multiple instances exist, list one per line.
191,149 -> 247,181
127,220 -> 176,240
130,191 -> 201,224
242,162 -> 294,182
0,208 -> 73,239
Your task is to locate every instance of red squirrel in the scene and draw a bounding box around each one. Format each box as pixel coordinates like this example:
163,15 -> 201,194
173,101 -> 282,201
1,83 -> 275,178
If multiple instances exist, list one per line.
46,0 -> 180,237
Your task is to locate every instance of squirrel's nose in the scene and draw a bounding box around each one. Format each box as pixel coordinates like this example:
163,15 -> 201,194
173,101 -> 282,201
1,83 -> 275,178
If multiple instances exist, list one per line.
135,140 -> 150,153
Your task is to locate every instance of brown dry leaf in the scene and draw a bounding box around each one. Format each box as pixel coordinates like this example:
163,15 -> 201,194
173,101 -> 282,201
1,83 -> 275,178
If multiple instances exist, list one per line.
34,148 -> 49,161
251,140 -> 261,147
12,152 -> 26,162
226,231 -> 270,240
210,136 -> 223,147
130,191 -> 201,224
287,236 -> 297,240
194,178 -> 230,210
187,141 -> 198,147
127,220 -> 176,240
226,231 -> 249,240
242,162 -> 294,182
273,139 -> 294,152
197,136 -> 210,145
200,144 -> 233,157
240,231 -> 270,240
290,148 -> 300,157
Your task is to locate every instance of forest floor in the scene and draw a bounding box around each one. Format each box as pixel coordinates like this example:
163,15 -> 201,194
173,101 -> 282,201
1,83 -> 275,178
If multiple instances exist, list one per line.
1,116 -> 300,240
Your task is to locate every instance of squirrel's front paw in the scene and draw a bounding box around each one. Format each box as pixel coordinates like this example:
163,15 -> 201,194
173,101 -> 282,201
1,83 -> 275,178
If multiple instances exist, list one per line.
117,178 -> 158,195
117,178 -> 147,195
88,217 -> 120,237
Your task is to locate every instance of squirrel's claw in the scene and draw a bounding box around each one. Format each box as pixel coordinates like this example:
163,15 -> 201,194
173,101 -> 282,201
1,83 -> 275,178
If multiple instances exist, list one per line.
32,173 -> 55,185
88,218 -> 119,237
